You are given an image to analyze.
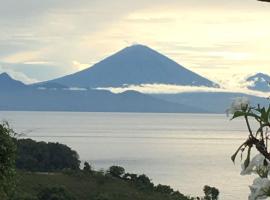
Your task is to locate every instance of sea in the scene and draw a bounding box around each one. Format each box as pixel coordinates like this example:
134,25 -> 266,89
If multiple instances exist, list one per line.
0,111 -> 257,199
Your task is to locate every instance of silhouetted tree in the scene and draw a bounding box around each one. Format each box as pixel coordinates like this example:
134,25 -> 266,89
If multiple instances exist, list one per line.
83,161 -> 92,173
107,166 -> 125,178
0,122 -> 16,199
16,139 -> 80,172
155,184 -> 174,194
203,185 -> 219,200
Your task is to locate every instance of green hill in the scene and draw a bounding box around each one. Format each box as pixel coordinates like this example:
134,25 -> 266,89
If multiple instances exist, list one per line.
15,171 -> 192,200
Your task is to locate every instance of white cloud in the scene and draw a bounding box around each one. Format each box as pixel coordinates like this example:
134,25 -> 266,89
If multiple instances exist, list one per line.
1,0 -> 270,85
96,83 -> 270,97
72,61 -> 90,71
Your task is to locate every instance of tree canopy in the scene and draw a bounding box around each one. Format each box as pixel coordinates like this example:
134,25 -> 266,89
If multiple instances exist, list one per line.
16,139 -> 80,172
0,123 -> 17,199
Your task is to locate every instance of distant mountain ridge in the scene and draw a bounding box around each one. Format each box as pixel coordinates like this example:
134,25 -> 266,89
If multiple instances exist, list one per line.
0,72 -> 206,113
44,45 -> 219,88
246,73 -> 270,92
0,73 -> 27,90
0,72 -> 268,113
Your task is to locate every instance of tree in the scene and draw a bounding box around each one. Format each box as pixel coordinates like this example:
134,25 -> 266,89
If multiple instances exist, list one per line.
203,185 -> 219,200
16,139 -> 80,172
155,184 -> 174,195
107,166 -> 125,178
0,122 -> 17,199
83,161 -> 92,173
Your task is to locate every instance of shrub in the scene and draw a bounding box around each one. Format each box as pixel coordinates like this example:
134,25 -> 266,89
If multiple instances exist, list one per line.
16,139 -> 80,172
107,166 -> 125,178
203,185 -> 219,200
37,186 -> 76,200
0,122 -> 17,199
83,161 -> 92,173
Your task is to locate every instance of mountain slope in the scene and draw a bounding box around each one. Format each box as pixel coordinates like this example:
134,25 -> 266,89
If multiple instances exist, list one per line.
45,45 -> 218,88
153,92 -> 269,113
0,72 -> 27,90
246,73 -> 270,92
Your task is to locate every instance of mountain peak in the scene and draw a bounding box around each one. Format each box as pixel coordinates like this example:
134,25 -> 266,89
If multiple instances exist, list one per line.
247,73 -> 270,92
0,72 -> 13,80
0,72 -> 26,90
124,44 -> 152,50
117,44 -> 159,57
44,45 -> 219,89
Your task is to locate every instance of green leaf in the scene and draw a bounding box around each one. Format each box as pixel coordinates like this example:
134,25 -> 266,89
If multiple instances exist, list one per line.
231,111 -> 245,120
244,146 -> 252,170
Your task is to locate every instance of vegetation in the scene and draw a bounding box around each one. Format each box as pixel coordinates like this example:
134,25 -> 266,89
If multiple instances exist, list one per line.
0,122 -> 219,200
16,139 -> 80,172
0,122 -> 17,200
229,97 -> 270,199
37,186 -> 76,200
107,166 -> 125,178
83,162 -> 92,173
203,185 -> 219,200
13,169 -> 194,200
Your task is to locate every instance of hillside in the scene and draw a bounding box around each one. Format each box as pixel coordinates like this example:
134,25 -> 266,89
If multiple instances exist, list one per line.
16,171 -> 192,200
0,88 -> 206,113
153,92 -> 269,113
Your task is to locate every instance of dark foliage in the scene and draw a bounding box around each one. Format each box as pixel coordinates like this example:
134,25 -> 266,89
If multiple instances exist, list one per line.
16,139 -> 80,172
155,184 -> 174,195
107,166 -> 125,178
203,185 -> 219,200
37,186 -> 76,200
0,123 -> 17,199
83,162 -> 92,173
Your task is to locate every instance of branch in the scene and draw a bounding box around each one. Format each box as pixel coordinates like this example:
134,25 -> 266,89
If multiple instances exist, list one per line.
245,115 -> 254,138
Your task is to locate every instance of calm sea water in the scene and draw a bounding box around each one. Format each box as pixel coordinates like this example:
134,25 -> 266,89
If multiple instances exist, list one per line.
0,111 -> 256,199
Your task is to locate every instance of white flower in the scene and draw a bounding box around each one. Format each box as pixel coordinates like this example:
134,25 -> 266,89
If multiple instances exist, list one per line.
227,97 -> 250,114
249,177 -> 270,200
241,154 -> 270,176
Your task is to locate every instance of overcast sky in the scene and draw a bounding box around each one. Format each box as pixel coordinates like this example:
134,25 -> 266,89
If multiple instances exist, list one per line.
1,0 -> 270,88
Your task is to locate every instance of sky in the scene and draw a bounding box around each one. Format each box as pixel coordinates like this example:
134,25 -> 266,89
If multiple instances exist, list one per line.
0,0 -> 270,89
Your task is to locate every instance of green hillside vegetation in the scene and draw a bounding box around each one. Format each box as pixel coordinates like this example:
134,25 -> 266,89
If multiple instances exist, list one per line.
15,139 -> 80,172
14,170 -> 193,200
0,123 -> 219,200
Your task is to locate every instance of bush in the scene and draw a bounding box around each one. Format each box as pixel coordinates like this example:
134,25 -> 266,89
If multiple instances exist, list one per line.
37,186 -> 76,200
0,122 -> 17,199
154,184 -> 174,194
203,185 -> 219,200
16,139 -> 80,172
83,162 -> 92,173
107,166 -> 125,178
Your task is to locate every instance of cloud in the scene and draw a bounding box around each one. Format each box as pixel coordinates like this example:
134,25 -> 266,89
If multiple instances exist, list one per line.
0,62 -> 67,82
1,0 -> 270,84
72,61 -> 90,71
96,83 -> 270,97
